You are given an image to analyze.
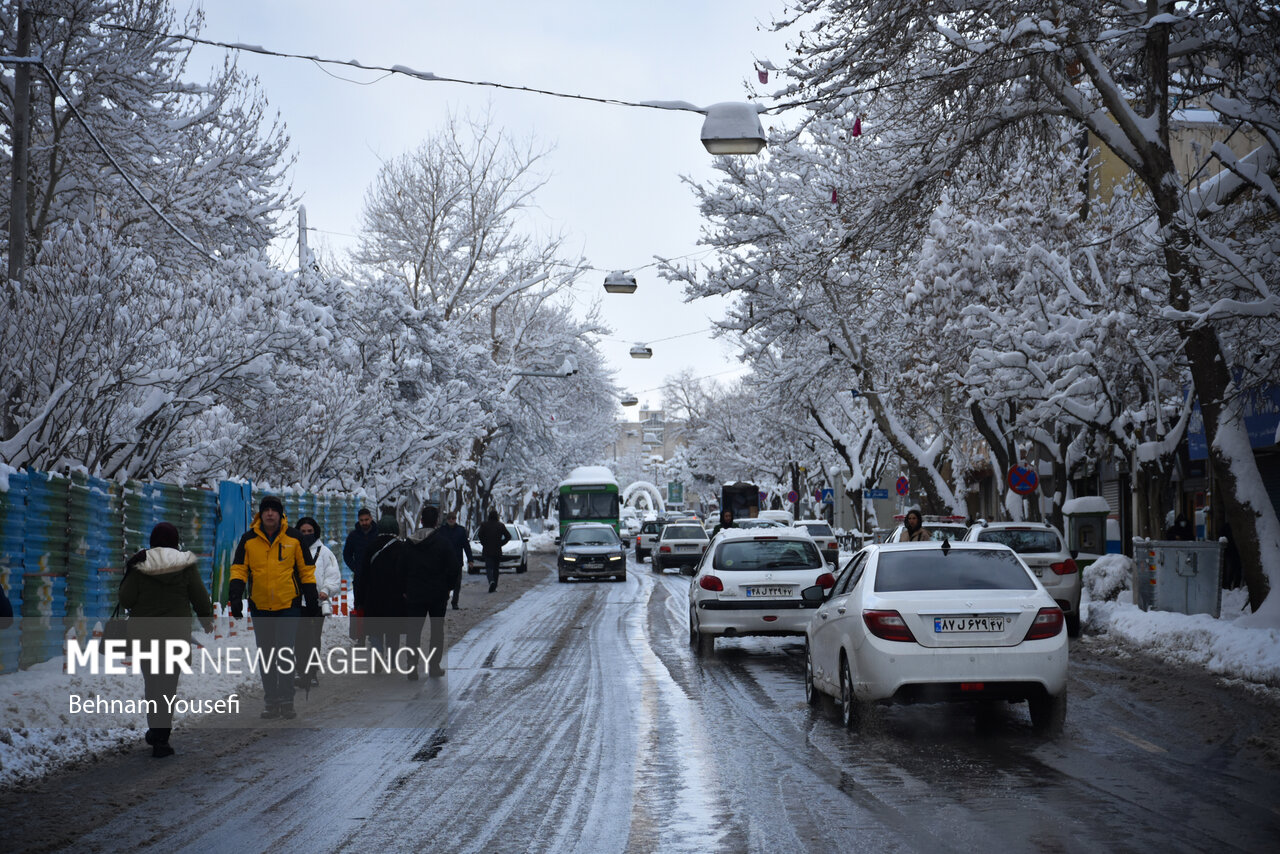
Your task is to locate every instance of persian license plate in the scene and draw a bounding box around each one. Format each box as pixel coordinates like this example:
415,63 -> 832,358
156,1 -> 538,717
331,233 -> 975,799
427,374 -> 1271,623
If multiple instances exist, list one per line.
745,585 -> 792,598
584,561 -> 603,569
677,545 -> 697,551
934,616 -> 1007,633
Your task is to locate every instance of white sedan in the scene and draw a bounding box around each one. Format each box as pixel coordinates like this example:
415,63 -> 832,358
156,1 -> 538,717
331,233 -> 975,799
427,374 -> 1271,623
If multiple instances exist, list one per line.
468,523 -> 529,574
688,528 -> 835,656
803,541 -> 1068,733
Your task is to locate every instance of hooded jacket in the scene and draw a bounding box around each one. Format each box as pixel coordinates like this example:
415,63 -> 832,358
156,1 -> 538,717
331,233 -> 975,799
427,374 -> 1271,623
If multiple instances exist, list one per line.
230,512 -> 316,612
403,526 -> 461,607
118,547 -> 214,641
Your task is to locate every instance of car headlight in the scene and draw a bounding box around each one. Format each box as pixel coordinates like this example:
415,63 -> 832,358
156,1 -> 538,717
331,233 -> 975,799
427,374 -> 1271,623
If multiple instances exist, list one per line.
608,554 -> 623,561
562,555 -> 578,562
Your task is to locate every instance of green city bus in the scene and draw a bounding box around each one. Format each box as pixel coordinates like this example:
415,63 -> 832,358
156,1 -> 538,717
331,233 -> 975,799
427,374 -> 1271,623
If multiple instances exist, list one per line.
557,466 -> 620,539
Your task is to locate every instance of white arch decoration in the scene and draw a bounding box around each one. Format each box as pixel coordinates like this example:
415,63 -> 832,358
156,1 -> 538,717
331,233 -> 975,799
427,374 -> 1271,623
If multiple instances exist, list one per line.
622,480 -> 666,513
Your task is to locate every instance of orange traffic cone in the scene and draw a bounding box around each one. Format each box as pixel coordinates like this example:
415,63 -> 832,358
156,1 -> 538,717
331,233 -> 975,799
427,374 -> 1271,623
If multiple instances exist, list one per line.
229,616 -> 238,638
247,611 -> 254,633
91,621 -> 103,641
340,579 -> 349,616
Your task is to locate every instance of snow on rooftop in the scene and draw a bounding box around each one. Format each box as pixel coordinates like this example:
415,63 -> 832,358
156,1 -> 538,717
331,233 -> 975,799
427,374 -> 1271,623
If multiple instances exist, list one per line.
557,465 -> 618,488
1061,496 -> 1113,515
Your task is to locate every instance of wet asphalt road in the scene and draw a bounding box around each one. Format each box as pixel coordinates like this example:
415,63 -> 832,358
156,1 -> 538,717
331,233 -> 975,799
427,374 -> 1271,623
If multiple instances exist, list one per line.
4,551 -> 1280,853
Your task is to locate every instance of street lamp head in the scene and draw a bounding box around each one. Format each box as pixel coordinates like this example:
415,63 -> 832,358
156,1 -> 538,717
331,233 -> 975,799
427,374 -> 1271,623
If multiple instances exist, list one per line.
700,102 -> 767,155
629,343 -> 653,359
621,394 -> 639,406
603,270 -> 638,294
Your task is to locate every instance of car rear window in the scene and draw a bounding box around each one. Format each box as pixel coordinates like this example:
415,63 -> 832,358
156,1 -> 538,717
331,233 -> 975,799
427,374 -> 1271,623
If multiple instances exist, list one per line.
800,523 -> 834,536
642,522 -> 662,533
663,525 -> 707,540
975,529 -> 1061,554
714,539 -> 823,571
873,549 -> 1036,591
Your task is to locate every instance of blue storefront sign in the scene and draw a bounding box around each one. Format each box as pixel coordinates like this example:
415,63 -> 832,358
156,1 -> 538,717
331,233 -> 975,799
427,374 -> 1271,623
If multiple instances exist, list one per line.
1187,380 -> 1280,460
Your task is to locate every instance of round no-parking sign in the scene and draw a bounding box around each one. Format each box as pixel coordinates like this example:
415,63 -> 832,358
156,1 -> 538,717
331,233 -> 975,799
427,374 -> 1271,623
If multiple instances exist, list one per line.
895,476 -> 909,496
1008,465 -> 1039,495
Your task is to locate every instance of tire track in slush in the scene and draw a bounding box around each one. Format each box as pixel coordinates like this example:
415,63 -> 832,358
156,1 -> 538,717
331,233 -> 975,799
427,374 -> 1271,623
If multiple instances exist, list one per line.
343,569 -> 650,853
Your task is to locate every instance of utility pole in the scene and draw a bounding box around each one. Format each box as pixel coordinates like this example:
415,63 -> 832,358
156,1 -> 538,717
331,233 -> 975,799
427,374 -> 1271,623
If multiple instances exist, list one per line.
7,1 -> 33,286
297,204 -> 310,279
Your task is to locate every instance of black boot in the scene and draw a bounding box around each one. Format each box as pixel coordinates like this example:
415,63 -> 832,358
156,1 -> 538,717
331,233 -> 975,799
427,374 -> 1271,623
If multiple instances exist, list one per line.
260,704 -> 281,720
150,728 -> 174,758
279,703 -> 297,720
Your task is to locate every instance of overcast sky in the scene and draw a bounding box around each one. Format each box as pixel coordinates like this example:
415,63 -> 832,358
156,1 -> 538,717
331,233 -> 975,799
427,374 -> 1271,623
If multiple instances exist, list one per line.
193,0 -> 793,416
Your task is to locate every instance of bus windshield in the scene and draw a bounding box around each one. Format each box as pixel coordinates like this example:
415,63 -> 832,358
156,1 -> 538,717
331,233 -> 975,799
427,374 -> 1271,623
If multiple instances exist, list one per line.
560,490 -> 619,520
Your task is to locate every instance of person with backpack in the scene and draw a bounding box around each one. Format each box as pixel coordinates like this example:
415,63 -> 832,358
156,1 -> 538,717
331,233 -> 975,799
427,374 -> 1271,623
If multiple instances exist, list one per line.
402,504 -> 461,679
477,508 -> 511,593
293,516 -> 342,688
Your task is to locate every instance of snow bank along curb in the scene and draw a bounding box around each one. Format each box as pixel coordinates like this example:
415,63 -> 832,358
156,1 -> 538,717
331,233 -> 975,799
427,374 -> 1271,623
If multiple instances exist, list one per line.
1083,555 -> 1280,688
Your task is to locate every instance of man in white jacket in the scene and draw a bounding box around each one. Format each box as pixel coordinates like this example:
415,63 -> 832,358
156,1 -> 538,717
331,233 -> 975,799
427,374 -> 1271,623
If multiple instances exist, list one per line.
294,516 -> 342,687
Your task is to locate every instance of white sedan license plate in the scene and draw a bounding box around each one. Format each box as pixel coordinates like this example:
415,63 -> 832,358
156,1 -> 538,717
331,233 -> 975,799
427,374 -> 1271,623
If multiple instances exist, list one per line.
935,616 -> 1007,633
744,585 -> 792,597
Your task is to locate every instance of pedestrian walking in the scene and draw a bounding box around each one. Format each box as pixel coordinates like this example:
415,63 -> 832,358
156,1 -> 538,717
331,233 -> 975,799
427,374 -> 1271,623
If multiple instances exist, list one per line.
1165,513 -> 1194,541
402,504 -> 460,679
229,495 -> 318,720
362,511 -> 406,666
477,509 -> 511,593
293,516 -> 341,688
344,507 -> 379,582
117,522 -> 215,757
440,510 -> 472,610
711,509 -> 737,537
898,509 -> 930,542
0,581 -> 12,630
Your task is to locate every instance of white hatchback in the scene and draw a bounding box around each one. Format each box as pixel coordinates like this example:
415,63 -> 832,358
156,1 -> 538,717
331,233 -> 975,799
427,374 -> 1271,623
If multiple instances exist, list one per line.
688,528 -> 835,656
803,541 -> 1068,733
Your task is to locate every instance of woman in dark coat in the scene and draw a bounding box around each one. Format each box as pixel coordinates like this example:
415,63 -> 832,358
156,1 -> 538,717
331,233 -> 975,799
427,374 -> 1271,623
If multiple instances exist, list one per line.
118,522 -> 215,757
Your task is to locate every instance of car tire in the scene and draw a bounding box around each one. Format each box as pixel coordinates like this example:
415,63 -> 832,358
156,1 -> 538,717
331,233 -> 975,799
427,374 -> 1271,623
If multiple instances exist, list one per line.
558,574 -> 569,583
638,548 -> 648,562
652,557 -> 662,573
804,642 -> 820,707
616,572 -> 627,582
690,609 -> 714,657
1066,610 -> 1081,638
839,655 -> 861,730
517,560 -> 527,574
1029,690 -> 1067,735
680,566 -> 694,577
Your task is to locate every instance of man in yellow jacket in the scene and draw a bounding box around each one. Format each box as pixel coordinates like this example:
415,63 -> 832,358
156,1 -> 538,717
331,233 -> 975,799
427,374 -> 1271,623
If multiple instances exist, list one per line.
229,495 -> 318,720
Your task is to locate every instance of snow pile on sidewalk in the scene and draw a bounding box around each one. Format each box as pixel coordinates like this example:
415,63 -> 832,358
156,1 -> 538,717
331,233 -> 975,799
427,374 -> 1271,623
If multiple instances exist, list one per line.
1082,555 -> 1280,687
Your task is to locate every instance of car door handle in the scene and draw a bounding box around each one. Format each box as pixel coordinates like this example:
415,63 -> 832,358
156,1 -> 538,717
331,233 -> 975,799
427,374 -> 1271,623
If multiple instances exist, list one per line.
837,607 -> 846,614
819,612 -> 829,619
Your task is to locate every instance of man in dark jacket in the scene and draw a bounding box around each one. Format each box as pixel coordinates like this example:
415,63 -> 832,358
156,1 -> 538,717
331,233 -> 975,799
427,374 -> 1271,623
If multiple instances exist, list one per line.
361,512 -> 405,666
343,508 -> 378,580
402,505 -> 461,678
440,510 -> 472,610
477,509 -> 511,593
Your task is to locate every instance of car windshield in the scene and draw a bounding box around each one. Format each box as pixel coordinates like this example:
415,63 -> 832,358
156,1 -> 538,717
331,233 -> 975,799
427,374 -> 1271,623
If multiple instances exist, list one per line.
560,491 -> 619,520
663,525 -> 707,540
873,549 -> 1036,592
714,539 -> 823,571
505,525 -> 522,539
800,523 -> 834,536
565,528 -> 618,546
642,522 -> 663,534
975,529 -> 1061,554
738,519 -> 783,529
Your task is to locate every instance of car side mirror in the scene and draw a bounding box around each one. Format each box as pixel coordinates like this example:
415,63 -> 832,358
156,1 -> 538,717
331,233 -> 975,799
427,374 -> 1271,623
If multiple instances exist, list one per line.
801,585 -> 827,603
554,536 -> 561,546
1070,549 -> 1079,560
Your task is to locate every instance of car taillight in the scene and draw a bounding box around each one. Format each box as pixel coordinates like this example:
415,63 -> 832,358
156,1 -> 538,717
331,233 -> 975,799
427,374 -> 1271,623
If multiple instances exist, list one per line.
698,575 -> 724,592
1023,607 -> 1064,640
863,610 -> 916,642
636,536 -> 641,544
816,572 -> 835,589
1050,558 -> 1078,575
659,545 -> 671,553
